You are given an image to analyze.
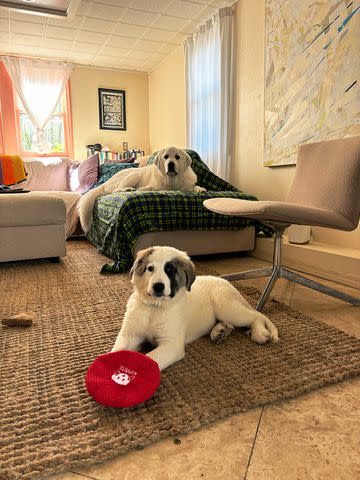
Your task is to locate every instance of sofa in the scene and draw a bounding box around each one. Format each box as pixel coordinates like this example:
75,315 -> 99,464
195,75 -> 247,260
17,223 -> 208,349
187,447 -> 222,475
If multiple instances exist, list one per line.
0,157 -> 83,262
0,152 -> 257,267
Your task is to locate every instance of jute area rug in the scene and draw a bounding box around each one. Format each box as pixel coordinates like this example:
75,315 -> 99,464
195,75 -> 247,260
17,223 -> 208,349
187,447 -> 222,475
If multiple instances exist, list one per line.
1,240 -> 360,480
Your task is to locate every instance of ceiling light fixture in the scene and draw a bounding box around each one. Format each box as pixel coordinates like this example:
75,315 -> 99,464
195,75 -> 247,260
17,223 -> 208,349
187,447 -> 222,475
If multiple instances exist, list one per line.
0,0 -> 80,18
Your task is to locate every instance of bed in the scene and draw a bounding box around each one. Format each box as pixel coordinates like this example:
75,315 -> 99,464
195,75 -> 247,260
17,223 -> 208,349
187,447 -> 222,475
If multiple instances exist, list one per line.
86,150 -> 268,273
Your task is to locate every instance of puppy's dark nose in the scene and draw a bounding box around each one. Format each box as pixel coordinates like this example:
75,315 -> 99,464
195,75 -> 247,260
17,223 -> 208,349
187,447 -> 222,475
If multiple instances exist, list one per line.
153,282 -> 165,296
167,161 -> 177,175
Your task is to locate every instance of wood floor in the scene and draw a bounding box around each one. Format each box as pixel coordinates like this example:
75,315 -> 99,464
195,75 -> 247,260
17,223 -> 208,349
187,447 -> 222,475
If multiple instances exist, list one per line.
48,243 -> 360,480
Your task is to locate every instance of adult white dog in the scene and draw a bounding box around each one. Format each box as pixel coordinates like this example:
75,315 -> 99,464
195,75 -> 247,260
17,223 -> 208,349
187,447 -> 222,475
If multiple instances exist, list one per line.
78,147 -> 205,233
112,246 -> 279,371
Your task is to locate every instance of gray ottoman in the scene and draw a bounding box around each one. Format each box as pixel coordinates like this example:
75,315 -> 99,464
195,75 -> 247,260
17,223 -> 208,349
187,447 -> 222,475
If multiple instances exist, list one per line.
0,193 -> 66,262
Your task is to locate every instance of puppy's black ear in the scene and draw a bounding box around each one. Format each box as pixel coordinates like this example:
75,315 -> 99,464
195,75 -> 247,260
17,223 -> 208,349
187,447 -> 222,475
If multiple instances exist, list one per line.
130,247 -> 154,278
178,256 -> 196,291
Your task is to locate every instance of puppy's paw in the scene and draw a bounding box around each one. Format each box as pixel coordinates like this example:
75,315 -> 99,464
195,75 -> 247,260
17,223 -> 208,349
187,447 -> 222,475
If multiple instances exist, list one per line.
251,325 -> 270,344
194,185 -> 206,193
138,186 -> 154,191
119,187 -> 136,192
210,321 -> 234,344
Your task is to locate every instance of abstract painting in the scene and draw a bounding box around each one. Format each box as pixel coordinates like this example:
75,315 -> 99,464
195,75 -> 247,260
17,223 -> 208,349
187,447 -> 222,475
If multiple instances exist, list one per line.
264,0 -> 360,166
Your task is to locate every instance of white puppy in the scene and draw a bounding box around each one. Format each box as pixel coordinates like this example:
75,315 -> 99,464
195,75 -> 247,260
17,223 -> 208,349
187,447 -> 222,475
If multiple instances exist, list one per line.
112,246 -> 279,371
78,147 -> 205,233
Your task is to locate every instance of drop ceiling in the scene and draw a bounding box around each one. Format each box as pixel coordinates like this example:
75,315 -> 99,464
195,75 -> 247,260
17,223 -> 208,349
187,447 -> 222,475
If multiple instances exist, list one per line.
0,0 -> 234,72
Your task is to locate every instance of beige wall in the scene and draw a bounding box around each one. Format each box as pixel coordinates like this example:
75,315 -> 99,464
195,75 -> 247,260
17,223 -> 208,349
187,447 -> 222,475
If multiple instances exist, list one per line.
148,46 -> 187,152
70,66 -> 149,161
232,0 -> 360,250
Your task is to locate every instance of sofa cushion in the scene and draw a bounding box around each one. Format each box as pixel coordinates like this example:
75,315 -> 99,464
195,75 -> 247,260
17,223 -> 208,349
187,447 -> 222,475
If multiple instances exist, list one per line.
23,157 -> 70,191
32,191 -> 81,237
69,153 -> 100,194
0,192 -> 66,227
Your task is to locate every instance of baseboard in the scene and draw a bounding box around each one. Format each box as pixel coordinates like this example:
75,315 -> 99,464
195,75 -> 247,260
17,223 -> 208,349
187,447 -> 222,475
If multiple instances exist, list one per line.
252,236 -> 360,290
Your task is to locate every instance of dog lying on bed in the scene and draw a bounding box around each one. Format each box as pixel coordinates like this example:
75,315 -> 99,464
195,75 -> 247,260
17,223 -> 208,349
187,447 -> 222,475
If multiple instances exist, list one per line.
78,147 -> 206,233
112,246 -> 279,371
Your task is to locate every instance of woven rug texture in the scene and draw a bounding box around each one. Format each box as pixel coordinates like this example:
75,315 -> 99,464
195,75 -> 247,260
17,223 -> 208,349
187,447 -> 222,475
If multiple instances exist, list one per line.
1,240 -> 360,480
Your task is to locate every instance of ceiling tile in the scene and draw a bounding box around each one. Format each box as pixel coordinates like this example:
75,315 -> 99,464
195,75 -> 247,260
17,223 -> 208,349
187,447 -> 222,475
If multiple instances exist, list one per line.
68,52 -> 96,62
120,9 -> 158,27
12,44 -> 43,54
101,45 -> 128,57
0,32 -> 9,42
113,23 -> 147,38
125,49 -> 151,60
96,55 -> 125,66
13,21 -> 45,36
48,15 -> 83,29
13,34 -> 41,46
72,41 -> 100,54
45,37 -> 74,49
133,39 -> 162,53
40,48 -> 69,60
46,25 -> 78,40
142,27 -> 174,42
152,14 -> 189,31
12,12 -> 46,23
167,31 -> 188,44
118,58 -> 145,68
88,2 -> 126,21
77,30 -> 108,44
158,43 -> 178,54
128,0 -> 170,13
194,5 -> 217,20
165,1 -> 204,19
0,18 -> 9,32
106,35 -> 137,48
76,0 -> 92,16
147,52 -> 168,62
82,17 -> 115,34
181,19 -> 199,35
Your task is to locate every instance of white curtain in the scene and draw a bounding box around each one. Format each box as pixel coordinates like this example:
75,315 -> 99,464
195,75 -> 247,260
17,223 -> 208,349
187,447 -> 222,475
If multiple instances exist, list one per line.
184,7 -> 234,180
2,57 -> 73,153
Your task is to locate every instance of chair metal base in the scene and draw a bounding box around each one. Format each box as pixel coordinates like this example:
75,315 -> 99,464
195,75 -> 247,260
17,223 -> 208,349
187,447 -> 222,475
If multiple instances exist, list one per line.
222,231 -> 360,311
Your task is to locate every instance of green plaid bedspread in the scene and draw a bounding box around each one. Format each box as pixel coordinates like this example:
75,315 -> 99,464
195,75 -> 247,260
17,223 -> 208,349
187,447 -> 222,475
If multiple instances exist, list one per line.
86,150 -> 270,274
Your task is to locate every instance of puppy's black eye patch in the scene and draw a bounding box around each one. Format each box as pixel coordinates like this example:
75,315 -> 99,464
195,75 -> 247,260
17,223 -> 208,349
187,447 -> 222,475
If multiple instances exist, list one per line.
164,154 -> 169,159
175,154 -> 180,160
147,265 -> 154,272
164,262 -> 176,276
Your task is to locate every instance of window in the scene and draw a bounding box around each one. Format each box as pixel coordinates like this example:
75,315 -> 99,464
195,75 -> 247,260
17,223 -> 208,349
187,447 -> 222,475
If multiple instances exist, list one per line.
16,88 -> 71,156
0,61 -> 73,157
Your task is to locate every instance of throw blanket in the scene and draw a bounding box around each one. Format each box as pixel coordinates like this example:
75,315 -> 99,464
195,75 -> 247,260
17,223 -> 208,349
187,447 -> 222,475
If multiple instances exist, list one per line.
87,150 -> 270,273
0,155 -> 27,186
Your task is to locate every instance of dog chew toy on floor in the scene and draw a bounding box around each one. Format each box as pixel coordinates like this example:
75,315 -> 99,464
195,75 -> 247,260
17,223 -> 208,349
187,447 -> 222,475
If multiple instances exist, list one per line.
2,312 -> 35,327
85,350 -> 161,408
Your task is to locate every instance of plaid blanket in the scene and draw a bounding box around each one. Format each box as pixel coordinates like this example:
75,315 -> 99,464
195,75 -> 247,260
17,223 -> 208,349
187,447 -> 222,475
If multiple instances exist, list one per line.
87,150 -> 270,273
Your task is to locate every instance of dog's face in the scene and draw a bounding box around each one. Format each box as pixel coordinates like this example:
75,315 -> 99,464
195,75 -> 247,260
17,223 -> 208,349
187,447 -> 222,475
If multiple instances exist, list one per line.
130,246 -> 196,304
154,147 -> 192,178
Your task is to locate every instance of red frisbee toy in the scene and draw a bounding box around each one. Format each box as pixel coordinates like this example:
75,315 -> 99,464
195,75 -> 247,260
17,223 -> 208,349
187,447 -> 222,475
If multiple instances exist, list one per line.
85,350 -> 161,408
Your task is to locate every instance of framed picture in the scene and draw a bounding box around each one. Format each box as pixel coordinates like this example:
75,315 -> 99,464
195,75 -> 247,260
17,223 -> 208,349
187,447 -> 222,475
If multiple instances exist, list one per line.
98,88 -> 126,131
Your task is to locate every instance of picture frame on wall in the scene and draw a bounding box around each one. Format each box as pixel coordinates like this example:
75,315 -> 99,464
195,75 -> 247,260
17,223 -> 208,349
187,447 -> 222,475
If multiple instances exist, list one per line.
98,88 -> 126,131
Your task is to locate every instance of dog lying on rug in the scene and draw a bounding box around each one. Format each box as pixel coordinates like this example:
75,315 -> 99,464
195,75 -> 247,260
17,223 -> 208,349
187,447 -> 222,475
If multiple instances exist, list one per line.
112,246 -> 279,371
78,146 -> 206,233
